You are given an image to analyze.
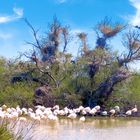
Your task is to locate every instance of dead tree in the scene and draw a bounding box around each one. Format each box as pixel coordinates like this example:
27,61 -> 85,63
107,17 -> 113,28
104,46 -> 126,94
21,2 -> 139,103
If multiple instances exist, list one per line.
78,32 -> 89,55
23,17 -> 70,87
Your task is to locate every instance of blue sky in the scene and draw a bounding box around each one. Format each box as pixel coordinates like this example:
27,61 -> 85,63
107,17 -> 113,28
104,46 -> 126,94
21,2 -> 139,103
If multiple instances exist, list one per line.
0,0 -> 140,60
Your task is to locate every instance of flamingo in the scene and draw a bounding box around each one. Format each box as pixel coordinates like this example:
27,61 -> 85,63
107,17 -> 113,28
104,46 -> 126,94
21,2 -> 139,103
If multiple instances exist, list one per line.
79,116 -> 85,122
94,105 -> 100,111
89,108 -> 97,115
84,107 -> 91,113
109,109 -> 116,116
132,105 -> 138,113
101,111 -> 108,116
2,104 -> 7,110
114,106 -> 120,112
125,110 -> 132,116
68,113 -> 77,119
53,105 -> 60,110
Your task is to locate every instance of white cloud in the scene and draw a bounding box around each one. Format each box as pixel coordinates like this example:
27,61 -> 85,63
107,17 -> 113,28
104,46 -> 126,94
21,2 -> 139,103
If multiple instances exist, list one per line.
0,7 -> 23,24
129,0 -> 140,26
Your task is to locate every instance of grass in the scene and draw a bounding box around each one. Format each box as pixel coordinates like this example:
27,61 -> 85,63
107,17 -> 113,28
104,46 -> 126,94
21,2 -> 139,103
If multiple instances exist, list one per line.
0,120 -> 14,140
0,118 -> 35,140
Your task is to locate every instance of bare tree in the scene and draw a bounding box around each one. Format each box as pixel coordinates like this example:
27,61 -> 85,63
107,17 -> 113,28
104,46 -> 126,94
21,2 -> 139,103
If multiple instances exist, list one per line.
78,32 -> 89,55
13,17 -> 70,88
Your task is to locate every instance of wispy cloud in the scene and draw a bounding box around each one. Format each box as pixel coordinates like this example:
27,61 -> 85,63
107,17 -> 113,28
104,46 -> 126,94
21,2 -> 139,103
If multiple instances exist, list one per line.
13,7 -> 23,17
0,7 -> 23,24
0,32 -> 13,40
56,0 -> 68,4
129,0 -> 140,25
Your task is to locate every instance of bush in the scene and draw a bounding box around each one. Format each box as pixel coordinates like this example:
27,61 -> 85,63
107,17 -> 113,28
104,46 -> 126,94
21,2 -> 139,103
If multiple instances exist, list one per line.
106,74 -> 140,110
0,83 -> 35,108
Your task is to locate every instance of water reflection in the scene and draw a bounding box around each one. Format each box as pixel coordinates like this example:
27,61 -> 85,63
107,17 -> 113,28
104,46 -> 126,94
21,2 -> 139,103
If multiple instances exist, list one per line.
21,117 -> 140,140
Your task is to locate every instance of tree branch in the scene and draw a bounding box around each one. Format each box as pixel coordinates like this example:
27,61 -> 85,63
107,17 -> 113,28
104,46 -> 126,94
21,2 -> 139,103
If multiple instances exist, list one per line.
24,18 -> 42,50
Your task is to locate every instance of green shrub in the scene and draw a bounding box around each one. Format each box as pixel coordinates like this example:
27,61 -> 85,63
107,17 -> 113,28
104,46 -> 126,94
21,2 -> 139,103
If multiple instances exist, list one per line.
0,121 -> 14,140
106,74 -> 140,110
0,83 -> 35,108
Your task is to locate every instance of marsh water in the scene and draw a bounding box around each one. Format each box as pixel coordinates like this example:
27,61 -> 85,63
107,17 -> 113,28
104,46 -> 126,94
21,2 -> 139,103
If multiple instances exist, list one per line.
20,117 -> 140,140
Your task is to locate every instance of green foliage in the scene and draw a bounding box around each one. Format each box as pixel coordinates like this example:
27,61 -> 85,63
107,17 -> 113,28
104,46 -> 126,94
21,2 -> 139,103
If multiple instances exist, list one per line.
0,121 -> 14,140
0,45 -> 140,109
0,83 -> 35,108
106,74 -> 140,110
0,57 -> 38,108
56,93 -> 82,108
0,57 -> 6,74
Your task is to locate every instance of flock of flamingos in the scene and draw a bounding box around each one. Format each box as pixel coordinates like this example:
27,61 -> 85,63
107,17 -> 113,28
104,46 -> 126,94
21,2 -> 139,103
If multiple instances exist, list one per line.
0,104 -> 138,122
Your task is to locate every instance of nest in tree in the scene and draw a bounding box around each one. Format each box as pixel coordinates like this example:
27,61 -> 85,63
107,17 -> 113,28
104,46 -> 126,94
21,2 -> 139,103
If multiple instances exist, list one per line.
78,32 -> 87,40
133,40 -> 140,49
100,25 -> 123,38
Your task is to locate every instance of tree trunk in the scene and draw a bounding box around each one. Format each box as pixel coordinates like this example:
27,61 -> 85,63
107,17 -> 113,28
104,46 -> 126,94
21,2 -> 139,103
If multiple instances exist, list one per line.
86,69 -> 130,107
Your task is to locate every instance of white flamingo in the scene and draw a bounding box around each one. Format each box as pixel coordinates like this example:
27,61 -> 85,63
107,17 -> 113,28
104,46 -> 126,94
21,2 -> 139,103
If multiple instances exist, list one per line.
101,111 -> 108,116
125,110 -> 132,116
132,105 -> 138,113
114,106 -> 120,112
79,116 -> 85,122
109,109 -> 116,116
68,113 -> 77,119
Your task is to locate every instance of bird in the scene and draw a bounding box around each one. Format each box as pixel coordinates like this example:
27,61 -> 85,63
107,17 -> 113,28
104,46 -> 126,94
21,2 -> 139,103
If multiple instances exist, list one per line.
81,110 -> 87,115
125,110 -> 132,116
28,112 -> 36,119
11,111 -> 19,118
0,110 -> 5,118
58,110 -> 65,116
114,106 -> 120,113
63,107 -> 69,115
131,105 -> 137,113
28,108 -> 33,112
89,108 -> 97,115
48,114 -> 58,121
2,104 -> 7,110
94,105 -> 100,111
68,113 -> 77,119
53,109 -> 59,116
79,116 -> 85,122
79,106 -> 84,111
6,108 -> 12,114
101,111 -> 108,116
52,105 -> 60,110
35,109 -> 43,116
22,108 -> 28,115
84,107 -> 91,113
109,109 -> 116,116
